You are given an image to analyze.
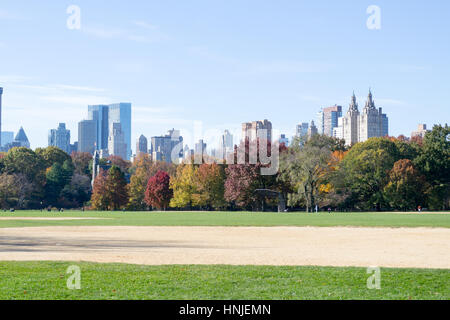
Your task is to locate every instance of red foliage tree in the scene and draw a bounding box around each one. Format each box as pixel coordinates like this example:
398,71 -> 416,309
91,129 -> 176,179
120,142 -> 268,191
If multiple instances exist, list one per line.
145,171 -> 173,210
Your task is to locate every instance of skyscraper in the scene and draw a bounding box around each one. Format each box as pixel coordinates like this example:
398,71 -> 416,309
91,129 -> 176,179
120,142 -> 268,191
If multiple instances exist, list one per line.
48,123 -> 71,154
358,90 -> 388,142
411,124 -> 429,138
78,120 -> 97,154
342,92 -> 360,146
318,105 -> 342,137
279,134 -> 289,146
195,139 -> 207,156
108,122 -> 127,160
219,130 -> 233,159
1,131 -> 14,147
136,134 -> 148,156
1,127 -> 30,151
242,119 -> 272,142
88,105 -> 109,151
317,110 -> 324,135
340,90 -> 389,146
150,129 -> 183,163
108,103 -> 131,160
15,127 -> 30,148
307,120 -> 318,139
296,122 -> 309,138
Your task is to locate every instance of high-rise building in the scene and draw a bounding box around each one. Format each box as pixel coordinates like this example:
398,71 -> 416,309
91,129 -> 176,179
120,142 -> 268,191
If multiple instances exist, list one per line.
307,120 -> 318,139
48,123 -> 71,154
108,122 -> 127,160
296,123 -> 309,138
333,117 -> 344,139
11,127 -> 30,148
340,90 -> 389,146
218,130 -> 234,159
195,139 -> 207,156
78,120 -> 97,154
279,134 -> 289,146
136,134 -> 148,156
317,110 -> 324,135
0,87 -> 3,147
150,129 -> 183,163
381,113 -> 389,137
1,127 -> 30,151
242,119 -> 272,142
411,124 -> 430,138
1,131 -> 14,147
88,105 -> 109,151
108,103 -> 131,160
342,92 -> 360,146
318,105 -> 342,137
358,90 -> 388,142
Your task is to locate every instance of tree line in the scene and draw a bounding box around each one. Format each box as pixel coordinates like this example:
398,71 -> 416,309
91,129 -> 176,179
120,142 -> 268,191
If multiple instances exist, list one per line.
0,124 -> 448,211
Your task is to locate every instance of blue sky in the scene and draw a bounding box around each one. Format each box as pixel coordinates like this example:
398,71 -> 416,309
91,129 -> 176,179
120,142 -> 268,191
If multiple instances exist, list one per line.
0,0 -> 449,150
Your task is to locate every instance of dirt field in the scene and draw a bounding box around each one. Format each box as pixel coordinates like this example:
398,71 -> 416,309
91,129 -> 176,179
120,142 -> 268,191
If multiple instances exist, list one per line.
1,226 -> 449,269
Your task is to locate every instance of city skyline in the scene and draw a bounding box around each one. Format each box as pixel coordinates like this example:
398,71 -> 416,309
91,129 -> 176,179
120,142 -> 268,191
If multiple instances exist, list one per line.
1,1 -> 449,149
0,86 -> 444,156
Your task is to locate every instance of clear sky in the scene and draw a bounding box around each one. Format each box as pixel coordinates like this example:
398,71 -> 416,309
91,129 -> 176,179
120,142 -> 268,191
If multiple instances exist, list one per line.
0,0 -> 449,150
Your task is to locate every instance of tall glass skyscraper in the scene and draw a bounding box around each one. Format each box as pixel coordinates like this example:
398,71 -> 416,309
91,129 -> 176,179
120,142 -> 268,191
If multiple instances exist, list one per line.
88,105 -> 109,150
108,103 -> 132,160
49,123 -> 71,154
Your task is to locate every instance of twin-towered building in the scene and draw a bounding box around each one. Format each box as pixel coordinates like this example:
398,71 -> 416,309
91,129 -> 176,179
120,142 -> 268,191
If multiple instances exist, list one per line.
317,90 -> 389,146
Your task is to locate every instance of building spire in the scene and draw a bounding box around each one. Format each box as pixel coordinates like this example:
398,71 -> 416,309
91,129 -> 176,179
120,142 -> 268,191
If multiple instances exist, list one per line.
349,91 -> 358,112
365,88 -> 375,110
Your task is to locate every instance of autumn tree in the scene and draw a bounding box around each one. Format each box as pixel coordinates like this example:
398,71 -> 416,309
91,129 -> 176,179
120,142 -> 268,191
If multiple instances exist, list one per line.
108,155 -> 132,174
384,159 -> 427,210
279,143 -> 332,212
71,152 -> 92,177
91,170 -> 109,210
90,166 -> 128,211
224,164 -> 260,210
127,154 -> 153,210
192,163 -> 226,210
105,165 -> 129,210
145,171 -> 172,210
169,165 -> 197,209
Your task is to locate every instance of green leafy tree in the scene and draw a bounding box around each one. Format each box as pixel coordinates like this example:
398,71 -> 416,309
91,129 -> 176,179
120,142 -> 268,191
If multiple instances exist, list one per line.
414,124 -> 450,210
338,138 -> 400,210
44,160 -> 74,206
36,146 -> 71,168
3,147 -> 45,183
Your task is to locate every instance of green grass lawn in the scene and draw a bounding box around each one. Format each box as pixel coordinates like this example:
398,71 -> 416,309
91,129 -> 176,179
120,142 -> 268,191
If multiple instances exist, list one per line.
0,210 -> 449,228
0,261 -> 448,300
